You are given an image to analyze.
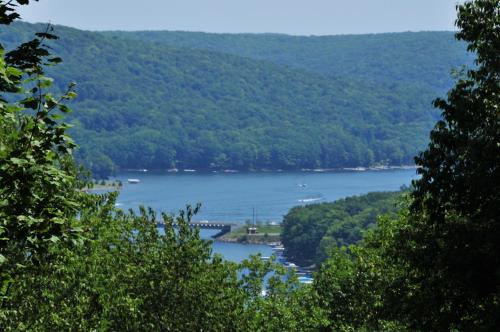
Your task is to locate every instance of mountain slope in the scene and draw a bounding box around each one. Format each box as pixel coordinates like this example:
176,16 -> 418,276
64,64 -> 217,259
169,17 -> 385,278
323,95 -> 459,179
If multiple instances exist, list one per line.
0,23 -> 467,176
103,30 -> 474,92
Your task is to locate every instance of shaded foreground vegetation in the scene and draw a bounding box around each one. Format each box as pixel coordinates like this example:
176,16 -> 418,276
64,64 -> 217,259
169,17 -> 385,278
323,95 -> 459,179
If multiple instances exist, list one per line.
0,0 -> 498,330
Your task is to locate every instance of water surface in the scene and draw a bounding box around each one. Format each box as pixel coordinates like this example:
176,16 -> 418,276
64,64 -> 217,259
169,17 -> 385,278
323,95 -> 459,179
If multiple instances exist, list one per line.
111,169 -> 417,262
114,169 -> 417,224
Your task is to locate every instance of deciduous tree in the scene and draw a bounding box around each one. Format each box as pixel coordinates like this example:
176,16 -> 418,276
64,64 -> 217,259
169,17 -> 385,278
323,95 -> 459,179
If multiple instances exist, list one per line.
390,0 -> 500,329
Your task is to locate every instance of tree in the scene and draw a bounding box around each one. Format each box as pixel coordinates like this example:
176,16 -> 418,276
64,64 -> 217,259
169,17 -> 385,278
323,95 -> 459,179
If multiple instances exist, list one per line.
310,2 -> 499,330
0,0 -> 88,301
2,203 -> 238,330
389,0 -> 499,329
313,240 -> 411,332
0,1 -> 37,25
1,201 -> 324,331
237,254 -> 324,332
281,191 -> 403,266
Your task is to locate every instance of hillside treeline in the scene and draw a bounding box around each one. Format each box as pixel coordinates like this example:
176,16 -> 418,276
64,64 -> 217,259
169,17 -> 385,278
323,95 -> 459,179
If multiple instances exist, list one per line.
0,22 -> 472,177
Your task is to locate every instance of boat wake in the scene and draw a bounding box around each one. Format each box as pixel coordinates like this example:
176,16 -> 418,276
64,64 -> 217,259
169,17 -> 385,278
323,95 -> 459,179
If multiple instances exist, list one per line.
298,196 -> 323,203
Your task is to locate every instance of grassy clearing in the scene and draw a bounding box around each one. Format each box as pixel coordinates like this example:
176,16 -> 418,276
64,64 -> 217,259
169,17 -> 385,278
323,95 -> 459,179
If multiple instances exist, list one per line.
219,224 -> 282,244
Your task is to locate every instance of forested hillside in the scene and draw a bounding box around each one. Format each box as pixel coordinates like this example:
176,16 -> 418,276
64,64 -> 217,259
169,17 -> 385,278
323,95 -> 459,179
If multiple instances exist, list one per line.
282,190 -> 403,265
104,30 -> 473,92
1,23 -> 472,177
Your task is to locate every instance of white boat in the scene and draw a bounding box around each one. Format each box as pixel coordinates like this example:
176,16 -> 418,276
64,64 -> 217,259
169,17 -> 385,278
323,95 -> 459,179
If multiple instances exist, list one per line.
369,165 -> 390,171
167,168 -> 178,173
272,246 -> 285,252
183,169 -> 196,172
344,167 -> 367,172
127,178 -> 140,184
298,197 -> 323,203
298,276 -> 314,284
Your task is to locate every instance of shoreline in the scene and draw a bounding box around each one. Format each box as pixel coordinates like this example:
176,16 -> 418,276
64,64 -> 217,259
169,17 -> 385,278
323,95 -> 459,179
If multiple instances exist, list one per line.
214,235 -> 281,245
82,180 -> 123,192
119,165 -> 419,175
215,224 -> 282,245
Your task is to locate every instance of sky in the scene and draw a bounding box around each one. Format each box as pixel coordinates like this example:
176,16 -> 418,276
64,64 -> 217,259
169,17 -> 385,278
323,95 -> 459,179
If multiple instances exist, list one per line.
18,0 -> 463,35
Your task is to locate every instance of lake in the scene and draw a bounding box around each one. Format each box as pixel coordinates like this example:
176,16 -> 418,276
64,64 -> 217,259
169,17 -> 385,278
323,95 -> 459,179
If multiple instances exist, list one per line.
111,169 -> 418,262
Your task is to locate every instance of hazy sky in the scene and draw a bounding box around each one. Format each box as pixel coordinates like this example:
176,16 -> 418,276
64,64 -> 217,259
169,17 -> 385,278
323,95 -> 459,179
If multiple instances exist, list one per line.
19,0 -> 462,35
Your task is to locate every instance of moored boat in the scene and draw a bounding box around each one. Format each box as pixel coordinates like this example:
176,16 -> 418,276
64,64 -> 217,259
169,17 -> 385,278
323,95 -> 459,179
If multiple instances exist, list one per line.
298,276 -> 314,284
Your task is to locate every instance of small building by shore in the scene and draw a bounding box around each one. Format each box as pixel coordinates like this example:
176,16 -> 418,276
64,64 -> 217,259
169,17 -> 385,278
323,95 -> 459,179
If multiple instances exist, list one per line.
247,226 -> 258,235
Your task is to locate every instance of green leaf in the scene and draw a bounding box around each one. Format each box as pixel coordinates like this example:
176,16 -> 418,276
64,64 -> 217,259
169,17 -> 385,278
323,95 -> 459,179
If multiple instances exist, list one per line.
39,76 -> 54,89
35,32 -> 59,40
44,94 -> 58,109
6,66 -> 23,77
9,157 -> 25,165
59,104 -> 72,113
49,235 -> 60,243
20,97 -> 38,110
48,57 -> 62,64
66,91 -> 77,99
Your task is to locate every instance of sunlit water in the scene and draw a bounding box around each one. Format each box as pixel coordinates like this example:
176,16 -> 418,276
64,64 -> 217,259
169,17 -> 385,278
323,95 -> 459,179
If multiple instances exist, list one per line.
107,169 -> 417,262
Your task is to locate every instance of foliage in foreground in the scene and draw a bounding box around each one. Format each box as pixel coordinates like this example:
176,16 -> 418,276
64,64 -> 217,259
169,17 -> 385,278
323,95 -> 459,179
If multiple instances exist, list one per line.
391,0 -> 500,329
1,199 -> 316,331
313,1 -> 500,330
0,0 -> 86,301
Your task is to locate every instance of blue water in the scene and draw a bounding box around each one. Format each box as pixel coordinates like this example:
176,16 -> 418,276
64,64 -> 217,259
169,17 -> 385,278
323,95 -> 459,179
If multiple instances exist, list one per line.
114,169 -> 417,223
110,169 -> 417,262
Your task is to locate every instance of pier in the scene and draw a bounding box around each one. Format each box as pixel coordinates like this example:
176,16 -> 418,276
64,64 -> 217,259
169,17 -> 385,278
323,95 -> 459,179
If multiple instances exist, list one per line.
157,221 -> 234,238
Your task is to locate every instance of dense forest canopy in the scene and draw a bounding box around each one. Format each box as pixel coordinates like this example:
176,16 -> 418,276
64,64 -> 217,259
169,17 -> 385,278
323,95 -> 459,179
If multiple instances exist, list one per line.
282,190 -> 403,266
0,23 -> 473,177
104,30 -> 473,92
